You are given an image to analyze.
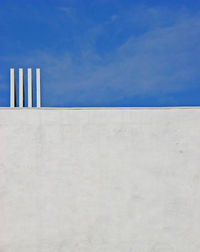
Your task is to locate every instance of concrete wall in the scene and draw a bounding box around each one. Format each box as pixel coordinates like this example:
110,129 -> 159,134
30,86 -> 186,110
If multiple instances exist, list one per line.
0,107 -> 200,252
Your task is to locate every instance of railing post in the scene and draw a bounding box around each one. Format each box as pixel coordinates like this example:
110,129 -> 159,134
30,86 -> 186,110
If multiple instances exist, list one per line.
10,68 -> 15,108
19,68 -> 24,108
36,68 -> 41,108
28,68 -> 32,107
10,67 -> 41,108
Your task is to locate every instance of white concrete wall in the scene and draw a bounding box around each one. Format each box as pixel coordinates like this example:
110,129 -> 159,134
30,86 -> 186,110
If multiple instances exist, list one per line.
0,107 -> 200,252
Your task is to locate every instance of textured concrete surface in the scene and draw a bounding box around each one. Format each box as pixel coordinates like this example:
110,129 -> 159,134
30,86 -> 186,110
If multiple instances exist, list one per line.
0,107 -> 200,252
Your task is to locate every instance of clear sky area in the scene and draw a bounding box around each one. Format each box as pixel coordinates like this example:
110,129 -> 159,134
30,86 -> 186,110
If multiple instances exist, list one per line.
1,0 -> 200,107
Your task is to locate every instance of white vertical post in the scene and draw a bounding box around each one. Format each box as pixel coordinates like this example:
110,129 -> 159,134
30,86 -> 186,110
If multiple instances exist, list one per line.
28,68 -> 32,107
10,68 -> 15,108
36,68 -> 41,108
19,68 -> 24,108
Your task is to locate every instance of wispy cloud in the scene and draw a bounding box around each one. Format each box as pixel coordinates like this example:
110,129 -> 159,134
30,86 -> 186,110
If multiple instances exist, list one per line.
111,15 -> 118,22
1,5 -> 200,106
58,6 -> 75,18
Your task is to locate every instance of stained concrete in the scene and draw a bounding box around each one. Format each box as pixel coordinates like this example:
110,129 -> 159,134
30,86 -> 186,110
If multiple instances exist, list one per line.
0,107 -> 200,252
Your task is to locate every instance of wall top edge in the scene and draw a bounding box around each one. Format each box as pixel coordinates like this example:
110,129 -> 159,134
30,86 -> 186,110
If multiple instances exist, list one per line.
1,106 -> 200,111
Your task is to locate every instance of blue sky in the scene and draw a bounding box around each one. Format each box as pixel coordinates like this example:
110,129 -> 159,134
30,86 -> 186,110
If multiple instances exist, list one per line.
1,0 -> 200,107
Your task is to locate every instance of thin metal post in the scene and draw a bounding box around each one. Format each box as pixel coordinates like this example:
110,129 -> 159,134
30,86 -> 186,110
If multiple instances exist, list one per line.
19,68 -> 24,108
10,68 -> 15,107
36,68 -> 41,108
28,68 -> 32,107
